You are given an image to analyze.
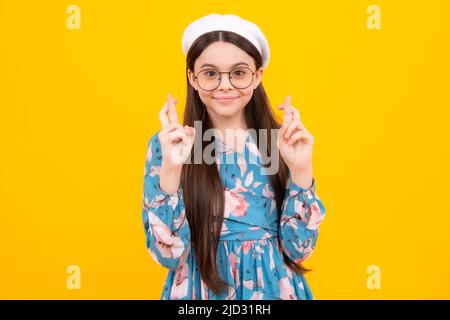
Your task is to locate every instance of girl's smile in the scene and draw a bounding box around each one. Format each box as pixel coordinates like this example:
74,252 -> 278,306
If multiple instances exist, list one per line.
213,95 -> 239,103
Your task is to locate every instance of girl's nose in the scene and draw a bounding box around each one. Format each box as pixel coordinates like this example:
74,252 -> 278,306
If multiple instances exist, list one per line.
217,73 -> 233,90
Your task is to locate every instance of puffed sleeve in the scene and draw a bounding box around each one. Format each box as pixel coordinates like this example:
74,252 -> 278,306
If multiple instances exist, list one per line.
141,131 -> 191,270
279,170 -> 326,264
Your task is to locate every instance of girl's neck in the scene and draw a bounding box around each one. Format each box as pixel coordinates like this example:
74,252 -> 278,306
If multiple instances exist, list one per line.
209,113 -> 248,136
208,110 -> 250,153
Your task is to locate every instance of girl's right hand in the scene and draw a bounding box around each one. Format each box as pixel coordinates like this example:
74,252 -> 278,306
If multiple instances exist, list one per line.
158,94 -> 196,171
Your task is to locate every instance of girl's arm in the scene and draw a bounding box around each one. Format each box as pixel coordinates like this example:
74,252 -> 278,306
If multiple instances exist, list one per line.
141,132 -> 191,270
279,169 -> 326,264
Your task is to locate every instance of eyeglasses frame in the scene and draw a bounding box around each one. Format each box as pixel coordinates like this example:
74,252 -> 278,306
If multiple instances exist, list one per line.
193,66 -> 257,91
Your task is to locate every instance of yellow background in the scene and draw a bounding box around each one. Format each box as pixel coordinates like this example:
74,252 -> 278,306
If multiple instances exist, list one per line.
1,0 -> 449,299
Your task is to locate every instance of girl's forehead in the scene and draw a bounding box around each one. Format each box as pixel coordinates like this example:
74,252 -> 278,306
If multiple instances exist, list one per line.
195,44 -> 255,70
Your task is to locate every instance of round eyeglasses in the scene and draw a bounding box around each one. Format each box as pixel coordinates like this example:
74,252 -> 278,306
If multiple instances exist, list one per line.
194,67 -> 256,91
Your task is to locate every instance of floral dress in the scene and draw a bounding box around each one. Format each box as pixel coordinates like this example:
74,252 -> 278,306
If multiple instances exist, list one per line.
141,129 -> 326,300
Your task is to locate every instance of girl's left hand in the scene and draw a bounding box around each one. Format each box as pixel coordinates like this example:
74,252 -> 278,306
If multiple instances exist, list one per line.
277,95 -> 314,171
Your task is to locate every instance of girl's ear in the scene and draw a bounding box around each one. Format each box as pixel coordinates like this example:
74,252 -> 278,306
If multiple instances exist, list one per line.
253,67 -> 264,89
187,69 -> 198,91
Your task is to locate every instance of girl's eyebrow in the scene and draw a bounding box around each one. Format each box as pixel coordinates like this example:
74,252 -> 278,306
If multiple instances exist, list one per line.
200,62 -> 250,69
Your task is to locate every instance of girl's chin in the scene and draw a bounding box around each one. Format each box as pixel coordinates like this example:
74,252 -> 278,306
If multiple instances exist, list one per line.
213,110 -> 239,118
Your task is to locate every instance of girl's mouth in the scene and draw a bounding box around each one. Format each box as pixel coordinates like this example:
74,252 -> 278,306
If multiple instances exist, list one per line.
213,96 -> 238,102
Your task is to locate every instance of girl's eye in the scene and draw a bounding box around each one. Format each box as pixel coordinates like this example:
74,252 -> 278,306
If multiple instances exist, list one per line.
204,70 -> 218,77
231,69 -> 247,77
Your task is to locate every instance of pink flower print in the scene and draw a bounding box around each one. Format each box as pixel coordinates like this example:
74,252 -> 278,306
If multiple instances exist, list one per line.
229,252 -> 237,270
252,181 -> 262,188
280,215 -> 290,226
149,165 -> 161,177
279,277 -> 296,300
285,216 -> 299,232
173,208 -> 187,230
226,285 -> 237,300
262,183 -> 275,199
250,291 -> 264,299
244,280 -> 255,290
148,211 -> 185,259
257,267 -> 264,289
261,231 -> 272,241
234,178 -> 248,193
229,252 -> 240,289
242,241 -> 252,255
294,245 -> 314,264
151,194 -> 169,208
306,201 -> 325,230
244,171 -> 254,187
170,262 -> 190,299
254,242 -> 264,254
237,154 -> 248,177
224,189 -> 249,217
293,198 -> 308,224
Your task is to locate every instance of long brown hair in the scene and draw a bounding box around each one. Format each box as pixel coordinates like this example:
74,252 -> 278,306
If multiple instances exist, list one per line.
181,30 -> 309,295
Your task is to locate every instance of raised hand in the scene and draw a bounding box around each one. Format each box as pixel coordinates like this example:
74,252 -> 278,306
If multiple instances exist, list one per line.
158,94 -> 196,170
277,95 -> 314,172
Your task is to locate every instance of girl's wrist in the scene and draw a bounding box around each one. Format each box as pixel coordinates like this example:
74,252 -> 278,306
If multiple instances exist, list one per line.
161,161 -> 183,172
289,164 -> 313,190
160,164 -> 183,194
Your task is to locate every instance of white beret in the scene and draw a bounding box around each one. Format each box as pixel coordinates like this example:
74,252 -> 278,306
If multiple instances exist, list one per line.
181,13 -> 270,69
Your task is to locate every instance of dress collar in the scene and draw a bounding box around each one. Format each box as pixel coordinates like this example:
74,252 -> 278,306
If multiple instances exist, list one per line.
212,128 -> 253,155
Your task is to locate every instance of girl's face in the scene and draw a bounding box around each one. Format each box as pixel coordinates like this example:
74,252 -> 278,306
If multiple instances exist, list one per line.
187,41 -> 264,120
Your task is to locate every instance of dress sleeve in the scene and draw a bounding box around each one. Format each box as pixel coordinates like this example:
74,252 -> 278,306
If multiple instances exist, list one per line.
279,170 -> 326,264
141,131 -> 191,270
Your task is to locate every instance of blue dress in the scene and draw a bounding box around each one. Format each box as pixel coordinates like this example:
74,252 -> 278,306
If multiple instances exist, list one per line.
141,130 -> 326,300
